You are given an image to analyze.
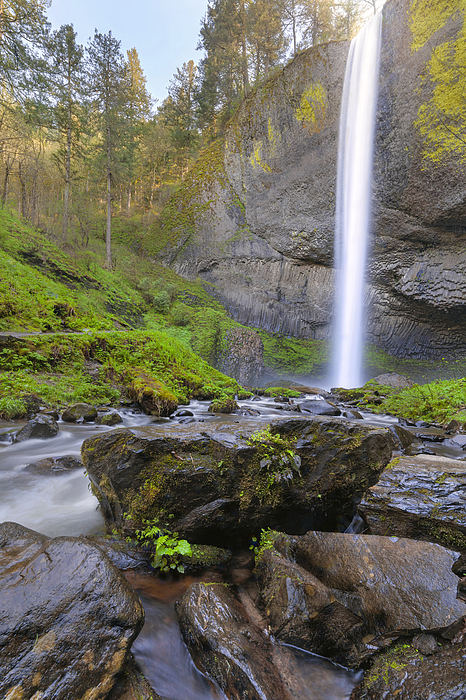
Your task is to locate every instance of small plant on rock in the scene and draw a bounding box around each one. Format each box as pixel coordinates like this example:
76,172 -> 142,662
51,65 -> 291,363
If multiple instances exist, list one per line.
135,520 -> 192,573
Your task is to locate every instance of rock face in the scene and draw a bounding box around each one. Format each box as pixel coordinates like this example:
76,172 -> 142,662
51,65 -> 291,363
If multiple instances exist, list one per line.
218,327 -> 264,386
255,530 -> 466,667
158,0 -> 466,360
359,454 -> 466,551
0,522 -> 144,700
81,416 -> 394,546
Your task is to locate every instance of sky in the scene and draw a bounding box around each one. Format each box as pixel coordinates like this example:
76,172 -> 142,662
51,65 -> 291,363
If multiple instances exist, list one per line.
46,0 -> 209,106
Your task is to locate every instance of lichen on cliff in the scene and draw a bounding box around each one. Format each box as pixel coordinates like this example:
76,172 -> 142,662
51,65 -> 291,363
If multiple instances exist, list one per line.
411,0 -> 466,164
294,83 -> 328,132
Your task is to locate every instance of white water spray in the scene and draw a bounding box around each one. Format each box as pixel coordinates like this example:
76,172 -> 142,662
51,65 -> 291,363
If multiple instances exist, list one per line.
332,13 -> 382,388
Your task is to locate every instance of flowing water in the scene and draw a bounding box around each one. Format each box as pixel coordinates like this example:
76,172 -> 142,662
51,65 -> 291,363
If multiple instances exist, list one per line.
0,397 -> 364,700
332,12 -> 383,388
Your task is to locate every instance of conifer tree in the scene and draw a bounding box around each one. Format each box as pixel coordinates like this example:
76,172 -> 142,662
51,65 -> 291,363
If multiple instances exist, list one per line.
86,30 -> 126,269
48,23 -> 85,241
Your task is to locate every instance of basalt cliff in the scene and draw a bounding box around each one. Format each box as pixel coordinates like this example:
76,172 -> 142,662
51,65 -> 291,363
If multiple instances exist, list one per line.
158,0 -> 466,361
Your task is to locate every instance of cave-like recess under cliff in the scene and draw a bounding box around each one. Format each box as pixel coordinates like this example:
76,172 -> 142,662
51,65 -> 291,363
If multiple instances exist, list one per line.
157,0 -> 466,361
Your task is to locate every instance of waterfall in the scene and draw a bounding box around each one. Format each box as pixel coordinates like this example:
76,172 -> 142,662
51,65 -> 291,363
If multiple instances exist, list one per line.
332,13 -> 382,388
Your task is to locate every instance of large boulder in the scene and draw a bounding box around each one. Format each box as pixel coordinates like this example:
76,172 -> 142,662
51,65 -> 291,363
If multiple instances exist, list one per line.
61,403 -> 98,422
359,454 -> 466,551
255,530 -> 466,667
14,414 -> 59,442
0,522 -> 144,700
81,416 -> 395,546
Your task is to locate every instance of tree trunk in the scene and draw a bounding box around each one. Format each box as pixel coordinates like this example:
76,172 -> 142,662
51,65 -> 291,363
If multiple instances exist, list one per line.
1,163 -> 9,205
106,124 -> 112,269
63,86 -> 72,242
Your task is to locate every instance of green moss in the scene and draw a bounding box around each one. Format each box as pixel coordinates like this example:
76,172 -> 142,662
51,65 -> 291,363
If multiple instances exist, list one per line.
411,1 -> 466,164
263,387 -> 301,398
258,332 -> 327,377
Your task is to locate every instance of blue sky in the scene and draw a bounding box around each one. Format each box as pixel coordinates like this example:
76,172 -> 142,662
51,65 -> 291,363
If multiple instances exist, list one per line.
46,0 -> 208,105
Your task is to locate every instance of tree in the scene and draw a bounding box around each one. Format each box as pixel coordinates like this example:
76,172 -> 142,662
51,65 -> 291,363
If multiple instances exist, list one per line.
163,60 -> 199,176
47,23 -> 85,241
0,0 -> 50,102
86,30 -> 126,269
248,0 -> 285,81
123,47 -> 151,212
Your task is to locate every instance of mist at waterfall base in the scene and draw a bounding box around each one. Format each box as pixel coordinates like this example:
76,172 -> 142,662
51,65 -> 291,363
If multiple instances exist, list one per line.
331,12 -> 383,389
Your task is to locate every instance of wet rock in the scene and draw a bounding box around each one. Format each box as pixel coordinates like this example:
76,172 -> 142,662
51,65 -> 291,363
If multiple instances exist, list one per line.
208,398 -> 239,413
343,410 -> 363,419
446,419 -> 464,433
297,400 -> 341,416
14,414 -> 59,442
175,582 -> 289,700
62,402 -> 98,422
96,412 -> 124,426
370,373 -> 415,389
350,640 -> 466,700
389,424 -> 422,451
283,531 -> 465,665
82,417 -> 395,546
40,409 -> 60,421
23,455 -> 83,474
255,530 -> 466,667
359,455 -> 466,551
107,656 -> 161,700
255,547 -> 365,665
177,416 -> 196,424
173,409 -> 194,417
0,521 -> 144,700
86,535 -> 151,571
0,428 -> 16,443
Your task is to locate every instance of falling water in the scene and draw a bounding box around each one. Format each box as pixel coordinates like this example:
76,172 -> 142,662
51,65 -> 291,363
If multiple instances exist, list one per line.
332,13 -> 383,388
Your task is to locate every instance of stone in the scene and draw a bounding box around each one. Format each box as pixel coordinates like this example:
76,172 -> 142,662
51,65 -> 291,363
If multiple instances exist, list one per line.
255,546 -> 365,666
14,414 -> 59,442
175,582 -> 289,700
0,429 -> 16,443
23,455 -> 83,475
256,530 -> 466,667
96,412 -> 124,426
0,522 -> 144,700
107,657 -> 161,700
370,373 -> 415,389
343,410 -> 363,419
389,423 -> 422,451
297,400 -> 341,416
81,416 -> 395,547
359,454 -> 466,551
61,403 -> 98,422
350,641 -> 466,700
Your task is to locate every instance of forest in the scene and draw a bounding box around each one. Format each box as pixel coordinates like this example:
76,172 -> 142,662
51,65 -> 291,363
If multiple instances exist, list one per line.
0,0 -> 381,269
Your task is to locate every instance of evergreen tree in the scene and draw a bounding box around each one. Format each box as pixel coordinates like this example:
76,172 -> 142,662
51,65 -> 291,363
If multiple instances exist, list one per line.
86,30 -> 126,269
0,0 -> 50,101
123,47 -> 151,212
163,60 -> 199,175
47,23 -> 85,241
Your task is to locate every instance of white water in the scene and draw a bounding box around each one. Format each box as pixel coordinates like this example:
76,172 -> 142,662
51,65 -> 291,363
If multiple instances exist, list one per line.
332,13 -> 383,388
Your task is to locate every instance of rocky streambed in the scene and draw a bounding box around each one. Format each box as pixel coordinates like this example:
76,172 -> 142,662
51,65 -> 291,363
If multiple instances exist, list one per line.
2,390 -> 466,699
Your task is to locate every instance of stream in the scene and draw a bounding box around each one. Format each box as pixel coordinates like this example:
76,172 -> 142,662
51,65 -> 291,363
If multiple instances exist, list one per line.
2,394 -> 459,700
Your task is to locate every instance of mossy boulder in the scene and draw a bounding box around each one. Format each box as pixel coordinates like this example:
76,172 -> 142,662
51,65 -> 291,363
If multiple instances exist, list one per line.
81,416 -> 395,547
62,403 -> 98,423
208,397 -> 239,413
128,372 -> 178,417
